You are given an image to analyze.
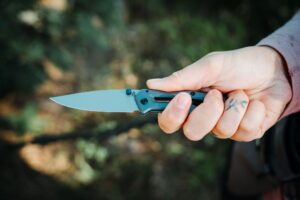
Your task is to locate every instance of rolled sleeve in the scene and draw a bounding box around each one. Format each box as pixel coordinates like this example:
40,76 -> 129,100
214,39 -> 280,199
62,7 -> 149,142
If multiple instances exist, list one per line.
258,11 -> 300,118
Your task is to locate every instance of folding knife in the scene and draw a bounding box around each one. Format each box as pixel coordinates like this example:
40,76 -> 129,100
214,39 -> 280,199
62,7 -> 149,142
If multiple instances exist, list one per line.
50,89 -> 212,114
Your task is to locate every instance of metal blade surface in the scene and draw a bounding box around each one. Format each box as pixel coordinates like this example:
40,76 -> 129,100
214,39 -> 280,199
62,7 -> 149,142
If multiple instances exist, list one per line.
50,89 -> 139,113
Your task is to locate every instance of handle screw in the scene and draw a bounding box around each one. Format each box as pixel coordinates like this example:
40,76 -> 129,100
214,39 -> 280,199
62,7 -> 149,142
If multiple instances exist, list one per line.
126,88 -> 132,95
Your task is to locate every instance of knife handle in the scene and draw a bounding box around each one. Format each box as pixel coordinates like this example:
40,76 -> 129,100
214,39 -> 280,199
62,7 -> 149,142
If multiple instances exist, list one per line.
134,89 -> 225,114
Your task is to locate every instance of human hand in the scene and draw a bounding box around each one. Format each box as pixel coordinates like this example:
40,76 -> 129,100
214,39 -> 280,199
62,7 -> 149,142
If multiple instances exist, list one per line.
147,46 -> 292,141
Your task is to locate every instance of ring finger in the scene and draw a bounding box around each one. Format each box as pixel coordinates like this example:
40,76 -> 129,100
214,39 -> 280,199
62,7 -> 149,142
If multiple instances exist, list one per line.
213,90 -> 249,138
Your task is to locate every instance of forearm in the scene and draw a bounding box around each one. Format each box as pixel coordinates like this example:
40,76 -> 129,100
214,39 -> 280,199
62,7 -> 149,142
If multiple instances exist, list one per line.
258,10 -> 300,118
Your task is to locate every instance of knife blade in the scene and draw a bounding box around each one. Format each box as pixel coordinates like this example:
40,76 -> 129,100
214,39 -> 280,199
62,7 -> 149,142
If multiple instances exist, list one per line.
50,89 -> 212,114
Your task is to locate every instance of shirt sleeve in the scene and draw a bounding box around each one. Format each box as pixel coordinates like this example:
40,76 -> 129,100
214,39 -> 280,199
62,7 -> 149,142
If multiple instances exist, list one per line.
257,10 -> 300,118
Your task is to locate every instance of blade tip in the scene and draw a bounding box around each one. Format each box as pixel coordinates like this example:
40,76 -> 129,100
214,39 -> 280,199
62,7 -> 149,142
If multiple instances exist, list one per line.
49,97 -> 58,103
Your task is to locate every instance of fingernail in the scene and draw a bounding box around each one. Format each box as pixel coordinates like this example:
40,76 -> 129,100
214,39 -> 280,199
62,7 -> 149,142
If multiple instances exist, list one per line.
176,93 -> 190,109
147,79 -> 161,87
147,78 -> 161,83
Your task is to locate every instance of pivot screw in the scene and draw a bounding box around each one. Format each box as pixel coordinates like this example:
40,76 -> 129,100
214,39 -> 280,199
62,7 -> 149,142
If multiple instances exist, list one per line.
140,98 -> 148,105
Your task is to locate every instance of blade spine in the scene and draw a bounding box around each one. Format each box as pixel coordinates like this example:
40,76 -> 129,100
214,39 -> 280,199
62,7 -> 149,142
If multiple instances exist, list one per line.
50,89 -> 140,113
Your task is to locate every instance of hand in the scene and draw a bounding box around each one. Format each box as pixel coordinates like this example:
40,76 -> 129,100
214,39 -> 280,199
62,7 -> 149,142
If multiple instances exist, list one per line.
147,46 -> 292,142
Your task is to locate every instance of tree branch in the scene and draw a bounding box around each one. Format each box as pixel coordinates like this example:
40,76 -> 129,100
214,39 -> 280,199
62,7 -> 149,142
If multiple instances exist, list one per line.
0,115 -> 157,150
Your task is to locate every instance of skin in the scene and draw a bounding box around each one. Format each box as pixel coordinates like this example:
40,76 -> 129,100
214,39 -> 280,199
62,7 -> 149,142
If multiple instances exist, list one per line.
147,46 -> 292,142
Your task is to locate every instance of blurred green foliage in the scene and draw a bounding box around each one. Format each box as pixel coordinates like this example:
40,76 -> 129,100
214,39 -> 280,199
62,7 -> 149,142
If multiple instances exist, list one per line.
0,0 -> 298,96
5,103 -> 48,135
0,0 -> 299,199
0,0 -> 123,95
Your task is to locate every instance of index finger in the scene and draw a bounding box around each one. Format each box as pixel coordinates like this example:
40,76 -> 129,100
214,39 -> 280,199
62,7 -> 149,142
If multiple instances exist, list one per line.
146,55 -> 223,92
183,89 -> 224,141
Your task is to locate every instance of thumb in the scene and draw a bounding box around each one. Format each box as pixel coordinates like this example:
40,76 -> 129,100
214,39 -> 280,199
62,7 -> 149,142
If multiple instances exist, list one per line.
147,56 -> 222,92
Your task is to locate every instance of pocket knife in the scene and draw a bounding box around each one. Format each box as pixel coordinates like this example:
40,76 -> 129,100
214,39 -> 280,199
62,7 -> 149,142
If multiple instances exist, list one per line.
50,89 -> 212,114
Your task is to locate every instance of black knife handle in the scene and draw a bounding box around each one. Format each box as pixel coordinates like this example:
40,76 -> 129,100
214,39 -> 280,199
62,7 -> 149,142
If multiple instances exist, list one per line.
134,89 -> 224,114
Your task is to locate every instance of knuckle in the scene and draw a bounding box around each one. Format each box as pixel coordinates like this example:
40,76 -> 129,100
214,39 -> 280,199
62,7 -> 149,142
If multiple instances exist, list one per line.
240,119 -> 256,133
230,130 -> 252,142
255,128 -> 265,139
183,125 -> 193,139
164,110 -> 182,125
239,137 -> 254,142
205,51 -> 219,57
239,90 -> 248,97
209,95 -> 224,110
229,90 -> 248,100
158,115 -> 176,134
211,128 -> 220,137
215,123 -> 235,138
205,53 -> 224,67
183,123 -> 202,141
233,134 -> 255,142
171,70 -> 184,82
158,108 -> 185,134
168,70 -> 186,90
158,120 -> 175,134
233,127 -> 264,142
203,57 -> 216,70
284,84 -> 292,103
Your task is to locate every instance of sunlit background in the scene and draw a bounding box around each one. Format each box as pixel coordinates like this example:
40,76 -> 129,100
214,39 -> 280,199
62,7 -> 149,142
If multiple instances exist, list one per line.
0,0 -> 298,199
